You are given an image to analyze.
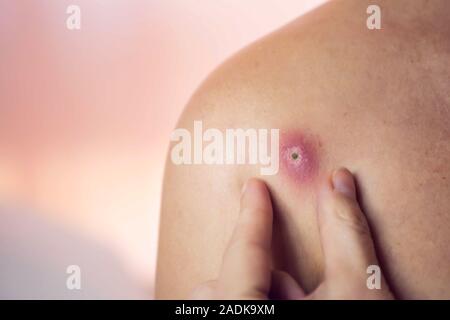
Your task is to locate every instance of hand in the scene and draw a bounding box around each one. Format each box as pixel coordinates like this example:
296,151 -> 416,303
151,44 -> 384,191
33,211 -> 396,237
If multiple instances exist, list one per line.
191,168 -> 394,300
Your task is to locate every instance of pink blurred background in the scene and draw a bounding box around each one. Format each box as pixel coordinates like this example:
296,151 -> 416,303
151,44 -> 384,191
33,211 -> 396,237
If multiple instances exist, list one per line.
0,0 -> 326,298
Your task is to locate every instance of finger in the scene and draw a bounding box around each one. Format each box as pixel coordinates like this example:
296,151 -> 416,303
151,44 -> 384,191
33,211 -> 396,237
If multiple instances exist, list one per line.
316,168 -> 386,291
217,178 -> 273,299
270,270 -> 305,300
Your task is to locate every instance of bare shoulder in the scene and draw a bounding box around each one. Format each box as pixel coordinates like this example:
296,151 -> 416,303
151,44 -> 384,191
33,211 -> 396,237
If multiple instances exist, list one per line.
173,0 -> 450,135
156,0 -> 450,299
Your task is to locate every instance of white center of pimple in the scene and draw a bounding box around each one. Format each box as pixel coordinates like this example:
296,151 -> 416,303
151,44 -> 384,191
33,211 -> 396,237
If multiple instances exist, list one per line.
286,146 -> 303,164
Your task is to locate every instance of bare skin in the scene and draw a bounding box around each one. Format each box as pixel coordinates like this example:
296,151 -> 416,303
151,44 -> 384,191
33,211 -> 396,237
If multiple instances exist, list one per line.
156,0 -> 450,299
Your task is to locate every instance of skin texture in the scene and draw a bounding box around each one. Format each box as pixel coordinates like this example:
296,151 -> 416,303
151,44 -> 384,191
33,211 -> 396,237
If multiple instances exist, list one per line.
156,0 -> 450,299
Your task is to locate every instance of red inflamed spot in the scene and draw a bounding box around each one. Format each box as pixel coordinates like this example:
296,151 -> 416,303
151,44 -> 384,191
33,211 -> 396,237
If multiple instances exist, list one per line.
280,131 -> 320,184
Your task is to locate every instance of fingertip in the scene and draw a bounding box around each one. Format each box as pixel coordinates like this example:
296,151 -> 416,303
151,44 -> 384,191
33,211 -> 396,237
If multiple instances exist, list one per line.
318,168 -> 360,221
242,178 -> 268,192
332,167 -> 357,200
240,178 -> 272,209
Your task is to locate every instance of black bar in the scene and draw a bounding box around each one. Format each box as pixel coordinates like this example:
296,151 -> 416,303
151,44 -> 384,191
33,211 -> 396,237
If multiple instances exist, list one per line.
1,300 -> 448,319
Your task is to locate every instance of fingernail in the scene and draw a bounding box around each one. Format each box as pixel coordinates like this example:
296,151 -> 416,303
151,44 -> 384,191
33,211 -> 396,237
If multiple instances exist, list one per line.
332,168 -> 356,200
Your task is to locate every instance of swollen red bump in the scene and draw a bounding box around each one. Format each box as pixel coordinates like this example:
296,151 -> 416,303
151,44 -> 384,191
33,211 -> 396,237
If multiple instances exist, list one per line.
280,131 -> 320,183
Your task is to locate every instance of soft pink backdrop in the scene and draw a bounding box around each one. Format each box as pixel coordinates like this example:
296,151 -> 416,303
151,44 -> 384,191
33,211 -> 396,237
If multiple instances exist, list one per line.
0,0 -> 326,298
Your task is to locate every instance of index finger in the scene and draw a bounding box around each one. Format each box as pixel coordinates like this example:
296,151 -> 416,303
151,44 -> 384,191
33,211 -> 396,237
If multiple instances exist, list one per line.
217,178 -> 273,299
